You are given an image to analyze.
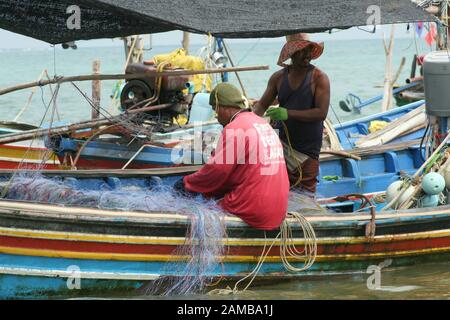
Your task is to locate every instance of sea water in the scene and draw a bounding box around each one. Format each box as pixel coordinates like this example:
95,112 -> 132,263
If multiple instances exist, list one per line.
0,37 -> 448,300
0,37 -> 434,125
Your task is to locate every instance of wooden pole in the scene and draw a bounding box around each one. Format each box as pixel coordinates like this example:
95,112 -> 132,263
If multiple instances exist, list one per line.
91,60 -> 101,120
0,103 -> 173,146
381,25 -> 395,112
123,37 -> 130,61
182,32 -> 190,55
123,36 -> 137,69
319,150 -> 361,161
0,65 -> 269,97
135,36 -> 144,63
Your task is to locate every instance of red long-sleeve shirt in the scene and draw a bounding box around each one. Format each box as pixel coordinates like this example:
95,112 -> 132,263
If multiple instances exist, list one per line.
184,112 -> 289,230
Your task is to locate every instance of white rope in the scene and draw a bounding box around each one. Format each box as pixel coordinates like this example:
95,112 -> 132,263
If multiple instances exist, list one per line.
208,211 -> 317,295
280,212 -> 317,272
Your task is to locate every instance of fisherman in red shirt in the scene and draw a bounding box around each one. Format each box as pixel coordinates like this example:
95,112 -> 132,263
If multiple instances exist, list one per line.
175,83 -> 289,231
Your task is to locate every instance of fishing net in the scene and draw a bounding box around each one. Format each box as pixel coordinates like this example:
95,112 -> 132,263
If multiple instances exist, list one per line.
4,173 -> 227,296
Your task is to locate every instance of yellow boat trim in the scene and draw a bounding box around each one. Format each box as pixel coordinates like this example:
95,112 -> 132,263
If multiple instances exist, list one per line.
0,147 -> 58,162
1,245 -> 450,263
1,226 -> 450,246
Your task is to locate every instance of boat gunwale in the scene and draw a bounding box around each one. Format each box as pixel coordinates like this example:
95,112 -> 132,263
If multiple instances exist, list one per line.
0,197 -> 450,226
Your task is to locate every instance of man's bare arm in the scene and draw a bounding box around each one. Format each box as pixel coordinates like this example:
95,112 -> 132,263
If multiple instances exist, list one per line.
287,73 -> 330,122
252,72 -> 280,116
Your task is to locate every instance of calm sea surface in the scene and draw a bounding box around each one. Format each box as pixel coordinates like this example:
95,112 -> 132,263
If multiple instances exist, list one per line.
1,37 -> 448,300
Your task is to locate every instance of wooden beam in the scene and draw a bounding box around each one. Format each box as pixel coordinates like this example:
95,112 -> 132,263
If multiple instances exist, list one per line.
319,139 -> 421,161
0,65 -> 269,96
0,103 -> 173,145
91,60 -> 101,120
182,32 -> 190,55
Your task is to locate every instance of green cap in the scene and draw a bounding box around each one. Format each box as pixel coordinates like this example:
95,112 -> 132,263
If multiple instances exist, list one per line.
209,83 -> 246,110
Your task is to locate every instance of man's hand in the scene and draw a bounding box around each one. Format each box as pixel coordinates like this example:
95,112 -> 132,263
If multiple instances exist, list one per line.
173,178 -> 199,198
265,106 -> 288,121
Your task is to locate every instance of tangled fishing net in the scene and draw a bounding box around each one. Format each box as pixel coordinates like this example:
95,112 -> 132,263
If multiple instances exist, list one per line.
4,173 -> 227,296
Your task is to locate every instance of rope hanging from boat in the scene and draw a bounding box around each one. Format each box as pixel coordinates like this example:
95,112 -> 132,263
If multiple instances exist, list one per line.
281,122 -> 303,188
279,212 -> 317,272
210,210 -> 317,295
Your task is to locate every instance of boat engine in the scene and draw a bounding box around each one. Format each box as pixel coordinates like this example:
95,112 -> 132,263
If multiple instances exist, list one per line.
120,62 -> 194,126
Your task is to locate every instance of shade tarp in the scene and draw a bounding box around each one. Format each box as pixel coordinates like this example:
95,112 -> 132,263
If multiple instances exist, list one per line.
0,0 -> 433,44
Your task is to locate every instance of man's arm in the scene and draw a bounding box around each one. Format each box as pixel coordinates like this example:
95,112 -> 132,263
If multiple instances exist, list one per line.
287,72 -> 330,122
183,131 -> 237,197
253,72 -> 280,116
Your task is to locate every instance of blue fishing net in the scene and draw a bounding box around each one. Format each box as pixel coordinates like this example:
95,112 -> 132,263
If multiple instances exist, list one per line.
4,173 -> 227,296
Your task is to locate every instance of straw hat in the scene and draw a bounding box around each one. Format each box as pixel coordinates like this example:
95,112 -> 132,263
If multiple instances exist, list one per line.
277,33 -> 324,67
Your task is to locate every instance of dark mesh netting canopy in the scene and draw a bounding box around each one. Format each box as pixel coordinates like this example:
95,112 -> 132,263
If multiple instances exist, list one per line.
0,0 -> 433,44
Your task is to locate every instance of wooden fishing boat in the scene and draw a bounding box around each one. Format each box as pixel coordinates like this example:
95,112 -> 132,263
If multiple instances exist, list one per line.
0,0 -> 436,300
0,168 -> 449,299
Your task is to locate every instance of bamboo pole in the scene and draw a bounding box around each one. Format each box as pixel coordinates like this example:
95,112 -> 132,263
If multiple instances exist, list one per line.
123,36 -> 137,68
91,60 -> 101,120
135,36 -> 144,63
355,106 -> 426,148
182,32 -> 190,55
381,25 -> 395,112
319,139 -> 421,161
319,150 -> 361,161
0,103 -> 173,146
0,65 -> 269,97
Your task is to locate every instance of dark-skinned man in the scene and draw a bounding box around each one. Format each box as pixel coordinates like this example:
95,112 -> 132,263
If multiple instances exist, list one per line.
253,33 -> 331,196
175,83 -> 289,231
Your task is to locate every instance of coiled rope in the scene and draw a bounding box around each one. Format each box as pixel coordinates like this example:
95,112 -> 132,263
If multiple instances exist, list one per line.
280,212 -> 317,272
209,211 -> 317,295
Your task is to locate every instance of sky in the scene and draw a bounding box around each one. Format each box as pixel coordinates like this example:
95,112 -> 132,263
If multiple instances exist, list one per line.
0,23 -> 416,49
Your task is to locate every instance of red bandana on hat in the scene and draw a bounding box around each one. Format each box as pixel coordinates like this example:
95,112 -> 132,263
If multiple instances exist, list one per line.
277,33 -> 324,67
